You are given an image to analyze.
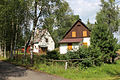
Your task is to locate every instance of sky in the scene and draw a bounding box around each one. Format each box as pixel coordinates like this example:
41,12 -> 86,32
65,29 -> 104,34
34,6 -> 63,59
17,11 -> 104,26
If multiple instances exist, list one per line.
65,0 -> 101,24
65,0 -> 120,24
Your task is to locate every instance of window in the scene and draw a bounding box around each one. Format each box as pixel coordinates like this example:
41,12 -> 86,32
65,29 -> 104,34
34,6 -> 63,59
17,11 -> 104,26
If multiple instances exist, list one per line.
83,42 -> 88,47
46,38 -> 48,42
68,43 -> 72,50
72,31 -> 76,37
77,24 -> 81,26
83,31 -> 87,37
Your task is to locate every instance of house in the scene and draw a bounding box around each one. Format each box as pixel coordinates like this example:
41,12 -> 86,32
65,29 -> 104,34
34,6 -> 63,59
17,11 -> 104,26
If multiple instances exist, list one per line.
59,19 -> 90,54
31,29 -> 55,54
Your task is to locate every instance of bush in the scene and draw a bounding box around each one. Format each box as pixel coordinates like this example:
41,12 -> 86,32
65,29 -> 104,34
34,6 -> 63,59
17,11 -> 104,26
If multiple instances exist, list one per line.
59,54 -> 67,60
46,50 -> 60,60
64,46 -> 103,67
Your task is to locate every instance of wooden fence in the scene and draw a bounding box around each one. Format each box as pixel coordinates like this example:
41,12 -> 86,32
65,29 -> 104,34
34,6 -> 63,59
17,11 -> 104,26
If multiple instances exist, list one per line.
44,59 -> 85,70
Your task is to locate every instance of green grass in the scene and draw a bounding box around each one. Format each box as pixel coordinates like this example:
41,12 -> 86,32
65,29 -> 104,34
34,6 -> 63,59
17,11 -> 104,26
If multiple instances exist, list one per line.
32,60 -> 120,80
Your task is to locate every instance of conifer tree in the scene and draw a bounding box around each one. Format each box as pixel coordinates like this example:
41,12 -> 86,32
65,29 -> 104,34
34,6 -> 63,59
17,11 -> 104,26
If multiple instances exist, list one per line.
91,22 -> 118,63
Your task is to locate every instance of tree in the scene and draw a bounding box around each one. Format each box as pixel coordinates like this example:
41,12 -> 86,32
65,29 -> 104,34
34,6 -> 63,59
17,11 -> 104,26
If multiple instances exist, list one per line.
96,0 -> 120,33
0,0 -> 31,59
90,23 -> 118,63
90,0 -> 120,63
86,19 -> 95,30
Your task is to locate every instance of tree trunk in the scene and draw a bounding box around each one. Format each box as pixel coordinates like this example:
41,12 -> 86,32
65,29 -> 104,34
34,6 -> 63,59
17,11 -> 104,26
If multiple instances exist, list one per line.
10,18 -> 14,59
4,43 -> 6,58
0,44 -> 3,57
30,0 -> 38,65
10,40 -> 13,59
24,42 -> 26,58
14,21 -> 18,60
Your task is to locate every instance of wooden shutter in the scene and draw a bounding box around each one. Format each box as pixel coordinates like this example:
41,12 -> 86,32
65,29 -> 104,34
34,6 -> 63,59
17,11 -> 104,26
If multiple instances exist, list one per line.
68,43 -> 72,50
83,31 -> 87,37
72,31 -> 76,37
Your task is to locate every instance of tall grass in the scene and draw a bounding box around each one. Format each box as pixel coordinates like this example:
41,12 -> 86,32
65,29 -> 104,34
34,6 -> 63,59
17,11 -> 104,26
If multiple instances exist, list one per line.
33,60 -> 120,80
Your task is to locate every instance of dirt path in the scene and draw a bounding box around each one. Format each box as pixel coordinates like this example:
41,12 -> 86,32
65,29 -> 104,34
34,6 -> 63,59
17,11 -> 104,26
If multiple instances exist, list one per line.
0,61 -> 69,80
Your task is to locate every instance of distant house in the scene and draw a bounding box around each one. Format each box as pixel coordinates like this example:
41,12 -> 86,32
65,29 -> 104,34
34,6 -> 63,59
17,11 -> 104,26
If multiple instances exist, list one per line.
31,29 -> 55,54
59,19 -> 91,54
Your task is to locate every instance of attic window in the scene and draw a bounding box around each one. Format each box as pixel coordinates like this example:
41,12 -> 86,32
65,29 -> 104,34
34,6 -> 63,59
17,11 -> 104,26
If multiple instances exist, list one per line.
77,24 -> 81,26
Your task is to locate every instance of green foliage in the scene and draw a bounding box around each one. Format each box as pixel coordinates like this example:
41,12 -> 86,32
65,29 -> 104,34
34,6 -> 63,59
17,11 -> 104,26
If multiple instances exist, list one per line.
63,46 -> 103,67
96,0 -> 120,33
86,19 -> 95,30
91,22 -> 118,63
46,50 -> 60,60
91,0 -> 120,63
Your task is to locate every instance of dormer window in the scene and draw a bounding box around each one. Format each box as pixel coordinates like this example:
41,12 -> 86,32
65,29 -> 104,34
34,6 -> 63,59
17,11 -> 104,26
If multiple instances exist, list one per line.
83,31 -> 87,37
72,31 -> 76,37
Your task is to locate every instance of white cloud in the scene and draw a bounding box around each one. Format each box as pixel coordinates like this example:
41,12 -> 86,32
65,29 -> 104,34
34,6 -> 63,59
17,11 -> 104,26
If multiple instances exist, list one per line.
65,0 -> 101,24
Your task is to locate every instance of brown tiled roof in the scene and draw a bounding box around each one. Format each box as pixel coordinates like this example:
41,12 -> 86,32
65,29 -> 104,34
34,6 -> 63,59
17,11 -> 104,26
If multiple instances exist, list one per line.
59,38 -> 83,43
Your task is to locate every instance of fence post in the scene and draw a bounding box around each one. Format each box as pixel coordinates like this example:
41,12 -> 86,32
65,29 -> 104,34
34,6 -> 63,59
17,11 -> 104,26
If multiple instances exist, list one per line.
65,61 -> 68,70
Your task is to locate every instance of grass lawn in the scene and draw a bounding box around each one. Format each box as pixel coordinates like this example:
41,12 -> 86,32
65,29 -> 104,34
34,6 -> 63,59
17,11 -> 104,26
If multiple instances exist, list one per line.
33,60 -> 120,80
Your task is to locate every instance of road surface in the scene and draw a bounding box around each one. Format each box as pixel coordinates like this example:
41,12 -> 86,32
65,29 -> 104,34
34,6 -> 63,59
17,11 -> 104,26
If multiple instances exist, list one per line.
0,60 -> 69,80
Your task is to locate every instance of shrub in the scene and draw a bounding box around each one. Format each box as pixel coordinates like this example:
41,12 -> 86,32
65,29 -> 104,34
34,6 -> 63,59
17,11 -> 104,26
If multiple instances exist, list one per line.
46,50 -> 60,60
64,46 -> 103,67
59,54 -> 67,60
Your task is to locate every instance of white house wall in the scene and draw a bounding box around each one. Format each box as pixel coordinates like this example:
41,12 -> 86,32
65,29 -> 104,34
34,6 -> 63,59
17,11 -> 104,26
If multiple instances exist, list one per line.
60,43 -> 80,54
33,30 -> 55,53
59,38 -> 90,54
59,44 -> 68,54
39,31 -> 55,51
33,44 -> 39,53
83,37 -> 90,46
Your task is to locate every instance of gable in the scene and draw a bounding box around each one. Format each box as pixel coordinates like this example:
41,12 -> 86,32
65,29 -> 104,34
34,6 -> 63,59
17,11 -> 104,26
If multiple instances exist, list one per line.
63,19 -> 90,39
33,29 -> 55,44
